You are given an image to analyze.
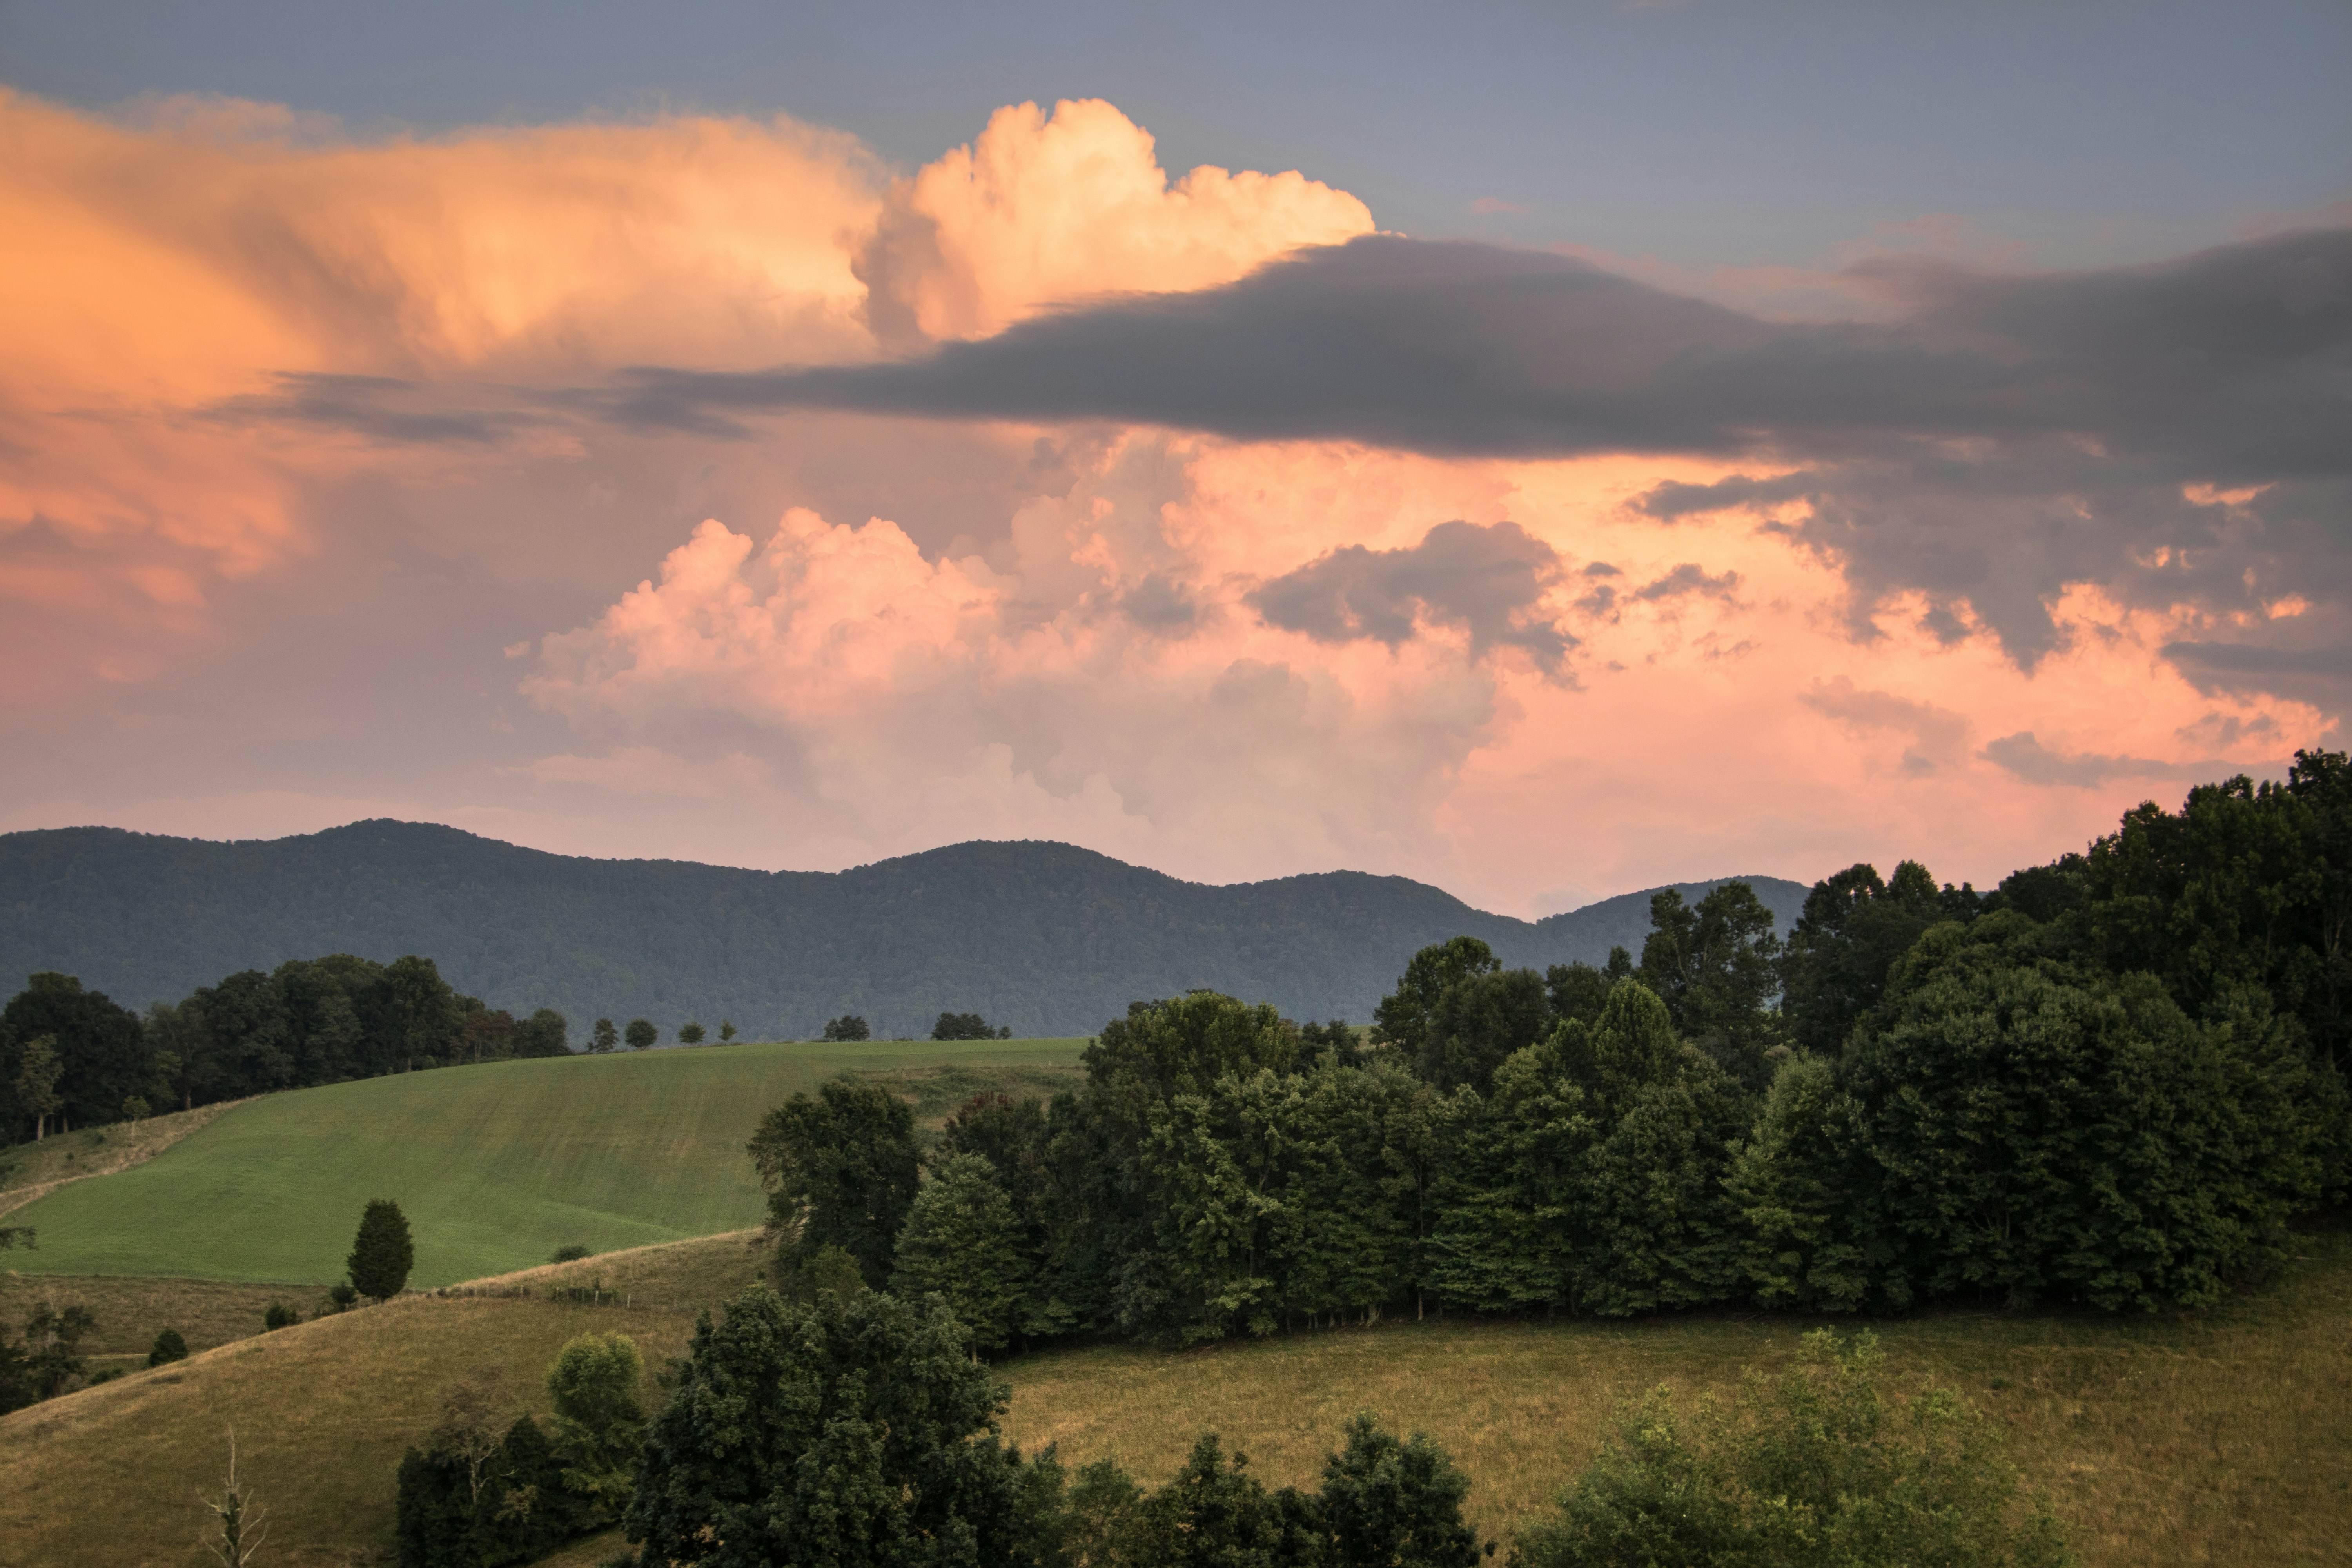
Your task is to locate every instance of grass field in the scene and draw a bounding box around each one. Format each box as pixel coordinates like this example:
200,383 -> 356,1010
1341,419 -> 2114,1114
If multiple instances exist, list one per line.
0,1038 -> 1087,1287
2,1229 -> 2343,1567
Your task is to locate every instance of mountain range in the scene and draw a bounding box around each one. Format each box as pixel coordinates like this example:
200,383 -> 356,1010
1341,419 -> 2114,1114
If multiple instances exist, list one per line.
0,821 -> 1809,1040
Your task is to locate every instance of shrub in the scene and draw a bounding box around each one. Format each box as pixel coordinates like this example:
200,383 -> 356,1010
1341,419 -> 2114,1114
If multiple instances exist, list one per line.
932,1010 -> 998,1040
677,1022 -> 706,1045
552,1244 -> 592,1263
328,1281 -> 358,1312
263,1301 -> 299,1331
1514,1330 -> 2075,1568
147,1327 -> 188,1366
821,1014 -> 870,1042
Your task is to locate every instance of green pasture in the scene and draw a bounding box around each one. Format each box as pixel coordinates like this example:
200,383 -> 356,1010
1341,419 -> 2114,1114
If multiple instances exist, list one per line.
2,1038 -> 1088,1287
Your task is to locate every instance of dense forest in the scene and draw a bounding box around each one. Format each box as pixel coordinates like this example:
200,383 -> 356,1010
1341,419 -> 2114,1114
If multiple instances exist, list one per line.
753,751 -> 2350,1337
0,822 -> 1803,1038
0,956 -> 573,1138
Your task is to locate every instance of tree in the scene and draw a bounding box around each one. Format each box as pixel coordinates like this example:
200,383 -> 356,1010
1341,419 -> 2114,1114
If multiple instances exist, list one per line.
718,1021 -> 738,1042
1120,1432 -> 1321,1568
14,1034 -> 61,1141
149,1327 -> 189,1366
263,1301 -> 299,1330
1543,963 -> 1612,1028
623,1018 -> 658,1051
3,973 -> 148,1133
933,1011 -> 997,1040
1513,1331 -> 2075,1568
546,1330 -> 647,1519
590,1018 -> 619,1054
1846,913 -> 2321,1310
677,1022 -> 706,1045
200,1429 -> 268,1568
1417,967 -> 1550,1091
624,1286 -> 1045,1568
823,1014 -> 871,1042
1372,938 -> 1500,1062
516,1008 -> 570,1057
1635,881 -> 1786,1091
22,1301 -> 94,1398
892,1154 -> 1032,1352
1317,1414 -> 1486,1568
349,1198 -> 416,1301
748,1078 -> 920,1289
1779,860 -> 1962,1056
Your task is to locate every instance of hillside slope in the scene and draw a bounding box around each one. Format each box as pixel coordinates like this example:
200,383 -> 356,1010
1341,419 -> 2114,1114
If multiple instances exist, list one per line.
1,1036 -> 1087,1286
0,821 -> 1808,1037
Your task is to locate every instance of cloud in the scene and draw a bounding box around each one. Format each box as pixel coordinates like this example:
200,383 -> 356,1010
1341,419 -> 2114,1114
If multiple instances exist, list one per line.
1245,519 -> 1574,670
857,98 -> 1373,345
1978,731 -> 2181,788
1800,677 -> 1968,776
1632,563 -> 1741,602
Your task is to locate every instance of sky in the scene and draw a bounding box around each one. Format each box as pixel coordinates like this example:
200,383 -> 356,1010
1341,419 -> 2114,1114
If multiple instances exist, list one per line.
0,0 -> 2346,916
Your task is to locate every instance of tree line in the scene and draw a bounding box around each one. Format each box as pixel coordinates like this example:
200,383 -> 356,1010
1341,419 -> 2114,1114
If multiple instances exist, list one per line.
749,751 -> 2348,1344
402,1286 -> 2070,1568
0,954 -> 571,1140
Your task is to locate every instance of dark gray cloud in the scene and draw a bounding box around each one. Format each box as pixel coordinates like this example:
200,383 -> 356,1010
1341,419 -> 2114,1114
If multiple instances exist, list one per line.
1980,731 -> 2194,788
1633,563 -> 1742,602
610,228 -> 2351,480
1117,573 -> 1199,632
1246,519 -> 1573,671
203,373 -> 552,445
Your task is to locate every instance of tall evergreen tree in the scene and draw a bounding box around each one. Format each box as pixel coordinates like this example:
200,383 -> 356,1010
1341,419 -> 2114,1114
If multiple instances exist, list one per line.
348,1198 -> 416,1301
1317,1414 -> 1486,1568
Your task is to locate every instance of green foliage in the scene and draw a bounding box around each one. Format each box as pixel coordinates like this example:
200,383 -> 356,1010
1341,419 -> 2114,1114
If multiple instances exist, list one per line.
147,1326 -> 188,1366
264,1300 -> 299,1330
397,1406 -> 587,1568
13,1301 -> 95,1403
1635,881 -> 1787,1091
12,1033 -> 61,1140
1848,913 -> 2321,1310
589,1018 -> 618,1054
329,1281 -> 358,1312
1723,1053 -> 1879,1312
1779,859 -> 1971,1056
748,1078 -> 920,1289
349,1197 -> 416,1301
773,1241 -> 871,1304
933,1011 -> 1000,1040
717,1020 -> 737,1042
1540,963 -> 1610,1028
624,1285 -> 1041,1568
823,1014 -> 872,1042
892,1153 -> 1031,1351
1373,938 -> 1500,1063
545,1330 -> 647,1522
675,1022 -> 705,1045
551,1245 -> 592,1263
622,1019 -> 657,1051
1513,1330 -> 2076,1568
1318,1413 -> 1488,1568
1419,969 -> 1550,1091
1121,1432 -> 1324,1568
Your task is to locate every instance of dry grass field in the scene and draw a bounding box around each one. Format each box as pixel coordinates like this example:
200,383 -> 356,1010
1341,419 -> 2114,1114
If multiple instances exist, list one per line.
1,1229 -> 2343,1566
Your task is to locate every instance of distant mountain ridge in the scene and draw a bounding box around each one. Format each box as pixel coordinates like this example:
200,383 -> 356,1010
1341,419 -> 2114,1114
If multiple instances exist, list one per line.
0,821 -> 1809,1040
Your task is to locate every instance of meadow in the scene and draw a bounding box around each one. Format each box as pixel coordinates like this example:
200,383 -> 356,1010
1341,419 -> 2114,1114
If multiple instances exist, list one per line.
0,1038 -> 1088,1287
0,1229 -> 2342,1567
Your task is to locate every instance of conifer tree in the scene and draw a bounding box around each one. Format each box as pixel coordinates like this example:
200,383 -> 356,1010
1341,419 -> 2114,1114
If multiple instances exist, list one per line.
893,1153 -> 1032,1351
348,1198 -> 415,1301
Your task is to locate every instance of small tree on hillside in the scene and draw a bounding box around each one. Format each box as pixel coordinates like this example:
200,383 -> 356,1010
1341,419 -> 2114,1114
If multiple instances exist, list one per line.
821,1014 -> 870,1042
624,1018 -> 657,1051
718,1021 -> 738,1042
14,1034 -> 62,1142
891,1153 -> 1031,1352
677,1022 -> 706,1045
150,1327 -> 190,1366
348,1198 -> 415,1301
590,1018 -> 619,1053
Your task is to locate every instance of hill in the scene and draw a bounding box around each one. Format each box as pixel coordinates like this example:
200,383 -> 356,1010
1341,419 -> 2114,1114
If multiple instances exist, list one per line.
0,1036 -> 1087,1287
0,820 -> 1809,1038
2,1229 -> 2343,1567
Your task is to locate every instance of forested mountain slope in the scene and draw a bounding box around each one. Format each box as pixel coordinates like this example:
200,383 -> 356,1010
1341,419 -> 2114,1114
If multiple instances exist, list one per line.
0,821 -> 1804,1039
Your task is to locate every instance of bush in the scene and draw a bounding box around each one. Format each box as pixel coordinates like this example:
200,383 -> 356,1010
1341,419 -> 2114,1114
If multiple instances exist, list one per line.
263,1301 -> 299,1331
821,1014 -> 870,1042
552,1244 -> 592,1263
147,1327 -> 188,1366
623,1018 -> 657,1050
328,1282 -> 358,1312
1514,1330 -> 2075,1568
931,1010 -> 998,1041
677,1022 -> 705,1045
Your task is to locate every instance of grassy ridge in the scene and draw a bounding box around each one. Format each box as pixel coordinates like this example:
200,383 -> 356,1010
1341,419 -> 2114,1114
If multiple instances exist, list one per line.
1,1232 -> 2343,1567
2,1039 -> 1087,1287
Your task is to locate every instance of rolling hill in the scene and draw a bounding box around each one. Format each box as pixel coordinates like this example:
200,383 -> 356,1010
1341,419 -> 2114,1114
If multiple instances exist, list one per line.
0,1036 -> 1088,1287
0,821 -> 1809,1039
